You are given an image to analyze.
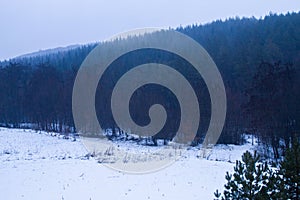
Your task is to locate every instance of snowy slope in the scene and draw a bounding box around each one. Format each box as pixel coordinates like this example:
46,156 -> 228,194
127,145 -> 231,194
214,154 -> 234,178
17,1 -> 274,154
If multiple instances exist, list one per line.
0,128 -> 255,200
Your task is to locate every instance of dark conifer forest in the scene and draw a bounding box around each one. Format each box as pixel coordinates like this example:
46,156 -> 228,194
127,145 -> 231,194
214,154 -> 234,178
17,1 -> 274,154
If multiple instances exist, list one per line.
0,12 -> 299,158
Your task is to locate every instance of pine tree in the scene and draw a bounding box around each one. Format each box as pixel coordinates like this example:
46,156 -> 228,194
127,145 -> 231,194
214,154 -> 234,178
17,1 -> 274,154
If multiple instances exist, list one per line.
278,140 -> 300,199
215,151 -> 278,200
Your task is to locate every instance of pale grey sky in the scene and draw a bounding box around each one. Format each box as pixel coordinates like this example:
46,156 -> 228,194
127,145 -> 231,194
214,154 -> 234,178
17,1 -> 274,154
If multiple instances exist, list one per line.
0,0 -> 299,60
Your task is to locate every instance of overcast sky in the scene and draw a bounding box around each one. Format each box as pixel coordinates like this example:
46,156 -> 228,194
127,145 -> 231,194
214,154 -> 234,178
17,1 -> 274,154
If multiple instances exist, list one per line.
0,0 -> 299,60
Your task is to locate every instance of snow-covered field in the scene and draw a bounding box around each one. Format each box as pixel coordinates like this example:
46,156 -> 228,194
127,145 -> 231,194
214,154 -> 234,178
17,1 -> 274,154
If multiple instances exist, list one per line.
0,128 -> 255,200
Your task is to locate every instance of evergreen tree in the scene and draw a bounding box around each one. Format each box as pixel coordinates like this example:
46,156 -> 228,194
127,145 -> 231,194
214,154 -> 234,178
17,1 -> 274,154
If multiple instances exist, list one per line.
215,151 -> 279,200
278,140 -> 300,199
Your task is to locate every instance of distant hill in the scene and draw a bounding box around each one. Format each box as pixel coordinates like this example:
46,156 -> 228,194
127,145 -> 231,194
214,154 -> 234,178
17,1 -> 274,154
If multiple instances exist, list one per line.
15,44 -> 82,60
2,12 -> 299,87
0,12 -> 299,146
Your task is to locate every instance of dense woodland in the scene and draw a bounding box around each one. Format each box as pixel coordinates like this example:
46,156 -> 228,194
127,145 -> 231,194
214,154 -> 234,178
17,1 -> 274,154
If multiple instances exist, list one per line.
0,12 -> 299,158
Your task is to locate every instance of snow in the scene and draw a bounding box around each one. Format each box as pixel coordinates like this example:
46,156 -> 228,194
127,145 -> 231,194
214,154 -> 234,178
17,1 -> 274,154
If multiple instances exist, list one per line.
0,128 -> 256,200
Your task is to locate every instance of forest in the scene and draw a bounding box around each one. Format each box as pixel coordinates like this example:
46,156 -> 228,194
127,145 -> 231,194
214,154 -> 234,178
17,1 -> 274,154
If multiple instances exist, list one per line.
0,12 -> 299,159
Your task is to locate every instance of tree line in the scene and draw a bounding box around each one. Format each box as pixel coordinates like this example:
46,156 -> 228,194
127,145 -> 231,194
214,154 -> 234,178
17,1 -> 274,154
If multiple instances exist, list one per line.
0,12 -> 299,155
0,63 -> 76,132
